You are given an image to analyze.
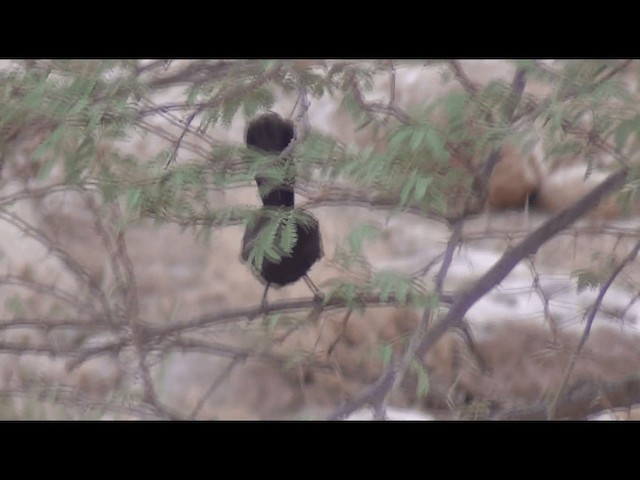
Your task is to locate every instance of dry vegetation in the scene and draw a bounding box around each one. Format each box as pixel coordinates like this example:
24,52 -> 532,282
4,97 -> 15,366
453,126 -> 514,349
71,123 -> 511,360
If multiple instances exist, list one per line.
1,59 -> 640,420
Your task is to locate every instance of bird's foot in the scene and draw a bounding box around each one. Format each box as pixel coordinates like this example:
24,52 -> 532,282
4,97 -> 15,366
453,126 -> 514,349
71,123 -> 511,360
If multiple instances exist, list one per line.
303,275 -> 324,304
259,283 -> 271,313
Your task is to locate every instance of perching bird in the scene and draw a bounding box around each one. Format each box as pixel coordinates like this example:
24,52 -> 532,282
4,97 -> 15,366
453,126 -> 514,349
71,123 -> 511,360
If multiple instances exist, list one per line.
241,112 -> 323,306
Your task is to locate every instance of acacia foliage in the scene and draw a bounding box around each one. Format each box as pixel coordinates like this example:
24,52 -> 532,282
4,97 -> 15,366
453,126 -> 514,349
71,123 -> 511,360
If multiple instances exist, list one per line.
2,59 -> 640,419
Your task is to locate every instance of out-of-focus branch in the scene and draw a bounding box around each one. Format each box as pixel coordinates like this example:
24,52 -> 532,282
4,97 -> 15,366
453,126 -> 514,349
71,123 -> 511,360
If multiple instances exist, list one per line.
548,239 -> 640,419
0,208 -> 115,324
326,166 -> 628,420
448,60 -> 479,97
414,168 -> 628,361
348,73 -> 415,125
495,374 -> 640,420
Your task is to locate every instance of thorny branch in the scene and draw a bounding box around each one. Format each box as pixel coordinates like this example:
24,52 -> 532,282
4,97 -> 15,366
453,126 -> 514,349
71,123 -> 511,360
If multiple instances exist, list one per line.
188,358 -> 243,420
165,110 -> 199,168
548,239 -> 640,419
327,218 -> 463,420
327,164 -> 630,419
4,60 -> 640,420
0,275 -> 90,313
0,208 -> 115,324
524,257 -> 559,340
0,386 -> 161,419
448,60 -> 479,97
111,201 -> 177,419
495,373 -> 640,420
348,73 -> 415,126
414,168 -> 628,359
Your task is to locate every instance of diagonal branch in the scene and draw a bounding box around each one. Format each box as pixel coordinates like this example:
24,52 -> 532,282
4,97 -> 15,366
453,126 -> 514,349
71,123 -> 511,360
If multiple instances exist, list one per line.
448,60 -> 479,97
547,239 -> 640,419
188,358 -> 244,420
435,218 -> 463,295
0,208 -> 115,324
348,74 -> 415,125
326,167 -> 628,419
414,168 -> 628,361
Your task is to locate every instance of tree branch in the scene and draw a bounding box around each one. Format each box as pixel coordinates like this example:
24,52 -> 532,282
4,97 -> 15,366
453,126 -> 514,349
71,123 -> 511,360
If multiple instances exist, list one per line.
414,168 -> 628,361
325,167 -> 628,419
548,239 -> 640,419
448,60 -> 478,97
495,374 -> 640,420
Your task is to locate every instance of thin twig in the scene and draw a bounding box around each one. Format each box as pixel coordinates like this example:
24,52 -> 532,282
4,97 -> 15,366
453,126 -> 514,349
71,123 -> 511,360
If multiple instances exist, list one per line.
387,60 -> 396,109
448,60 -> 478,97
0,275 -> 90,313
595,60 -> 633,85
0,316 -> 111,332
83,193 -> 127,297
348,74 -> 415,125
142,60 -> 237,90
0,208 -> 115,324
414,168 -> 628,361
111,202 -> 178,419
326,308 -> 353,357
502,66 -> 528,121
164,110 -> 200,168
326,360 -> 398,420
148,290 -> 453,341
524,257 -> 559,340
189,358 -> 243,420
548,239 -> 640,419
65,336 -> 129,372
325,166 -> 629,419
411,251 -> 446,278
457,322 -> 490,374
435,218 -> 463,295
495,373 -> 640,420
0,386 -> 161,420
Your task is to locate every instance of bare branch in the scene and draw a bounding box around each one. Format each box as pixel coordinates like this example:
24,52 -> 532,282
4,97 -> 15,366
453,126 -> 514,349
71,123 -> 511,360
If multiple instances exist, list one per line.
147,290 -> 453,341
548,239 -> 640,419
0,386 -> 161,419
348,74 -> 415,125
0,316 -> 111,332
495,374 -> 640,420
111,202 -> 163,413
502,66 -> 528,121
387,60 -> 396,109
326,360 -> 398,420
414,168 -> 628,361
189,358 -> 244,420
0,208 -> 115,324
0,275 -> 91,312
435,218 -> 463,295
142,60 -> 237,90
596,59 -> 633,85
164,110 -> 199,168
448,60 -> 479,97
65,336 -> 129,372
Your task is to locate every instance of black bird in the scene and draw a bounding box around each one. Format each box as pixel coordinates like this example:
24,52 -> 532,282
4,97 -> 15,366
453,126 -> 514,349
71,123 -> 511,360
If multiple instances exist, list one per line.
241,112 -> 323,306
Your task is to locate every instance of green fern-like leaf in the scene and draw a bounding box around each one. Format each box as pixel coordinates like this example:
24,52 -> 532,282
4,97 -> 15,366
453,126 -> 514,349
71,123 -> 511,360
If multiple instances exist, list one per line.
242,86 -> 275,119
371,270 -> 420,305
413,176 -> 432,204
322,278 -> 369,312
380,343 -> 393,368
411,359 -> 430,398
278,210 -> 298,256
572,269 -> 601,293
